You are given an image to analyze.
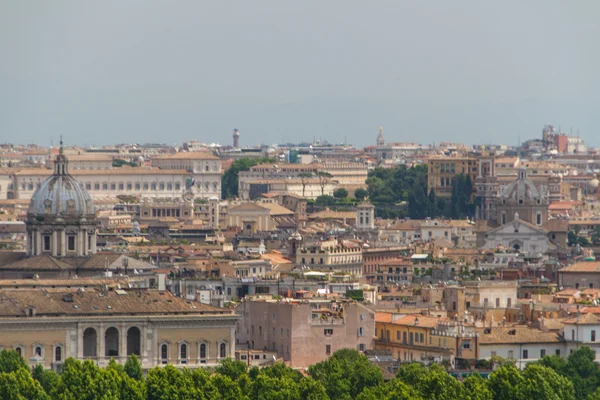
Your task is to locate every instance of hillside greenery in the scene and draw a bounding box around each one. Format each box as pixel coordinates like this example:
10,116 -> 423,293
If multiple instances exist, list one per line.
365,164 -> 475,219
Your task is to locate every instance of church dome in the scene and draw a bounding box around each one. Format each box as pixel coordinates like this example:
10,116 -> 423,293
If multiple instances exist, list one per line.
27,149 -> 95,217
500,167 -> 542,202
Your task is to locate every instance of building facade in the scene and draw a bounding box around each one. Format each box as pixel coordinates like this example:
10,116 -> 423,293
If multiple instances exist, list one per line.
236,298 -> 375,368
0,289 -> 237,370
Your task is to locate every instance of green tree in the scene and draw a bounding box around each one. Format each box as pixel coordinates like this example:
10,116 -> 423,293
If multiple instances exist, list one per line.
0,350 -> 28,373
354,188 -> 368,200
211,374 -> 244,400
216,358 -> 248,381
565,347 -> 600,400
52,358 -> 99,399
316,171 -> 333,196
515,364 -> 575,400
308,349 -> 383,399
297,377 -> 329,400
146,365 -> 201,400
315,195 -> 336,206
124,354 -> 143,381
0,368 -> 50,400
31,364 -> 59,395
357,378 -> 422,400
333,188 -> 348,199
413,364 -> 464,400
462,373 -> 492,400
221,157 -> 275,199
260,362 -> 303,383
488,364 -> 524,400
249,374 -> 301,400
298,172 -> 313,198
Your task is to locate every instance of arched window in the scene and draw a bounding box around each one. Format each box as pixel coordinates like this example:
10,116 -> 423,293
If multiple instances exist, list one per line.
15,346 -> 22,356
55,346 -> 62,362
219,342 -> 227,359
83,327 -> 97,357
126,327 -> 141,356
35,346 -> 42,357
180,343 -> 188,364
105,327 -> 119,357
160,344 -> 168,364
199,343 -> 208,363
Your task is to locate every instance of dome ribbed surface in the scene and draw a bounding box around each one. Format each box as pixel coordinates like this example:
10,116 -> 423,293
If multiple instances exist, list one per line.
28,174 -> 95,216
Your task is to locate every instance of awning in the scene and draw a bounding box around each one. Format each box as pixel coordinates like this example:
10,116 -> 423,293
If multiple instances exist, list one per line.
304,271 -> 327,276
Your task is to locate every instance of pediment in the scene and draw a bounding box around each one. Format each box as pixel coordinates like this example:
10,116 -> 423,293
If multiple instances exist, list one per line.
488,219 -> 547,235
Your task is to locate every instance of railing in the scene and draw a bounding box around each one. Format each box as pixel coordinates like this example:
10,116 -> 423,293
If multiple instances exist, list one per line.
312,317 -> 345,325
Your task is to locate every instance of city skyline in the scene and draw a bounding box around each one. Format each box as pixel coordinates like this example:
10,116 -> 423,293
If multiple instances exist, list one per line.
1,1 -> 599,147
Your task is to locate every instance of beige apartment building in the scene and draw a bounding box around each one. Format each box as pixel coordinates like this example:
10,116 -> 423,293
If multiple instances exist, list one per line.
238,162 -> 363,199
236,298 -> 375,368
6,167 -> 222,200
49,154 -> 115,170
296,241 -> 363,276
0,288 -> 238,371
427,155 -> 479,197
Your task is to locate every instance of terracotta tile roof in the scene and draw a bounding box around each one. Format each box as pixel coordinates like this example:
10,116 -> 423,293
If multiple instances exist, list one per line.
386,220 -> 422,230
475,326 -> 563,344
308,210 -> 356,220
152,151 -> 219,160
543,219 -> 569,232
540,318 -> 564,331
560,262 -> 600,273
563,313 -> 600,325
13,167 -> 206,176
0,289 -> 230,317
376,313 -> 444,328
377,258 -> 411,266
581,307 -> 600,314
0,253 -> 155,271
261,251 -> 293,265
258,202 -> 295,216
375,312 -> 393,323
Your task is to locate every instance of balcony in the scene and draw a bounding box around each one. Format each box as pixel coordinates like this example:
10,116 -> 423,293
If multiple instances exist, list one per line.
312,316 -> 345,325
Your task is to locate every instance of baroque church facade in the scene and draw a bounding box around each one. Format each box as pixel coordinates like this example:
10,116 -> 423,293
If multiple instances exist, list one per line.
476,167 -> 568,254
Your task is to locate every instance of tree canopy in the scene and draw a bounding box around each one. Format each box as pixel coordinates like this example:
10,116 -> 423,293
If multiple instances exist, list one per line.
221,157 -> 275,199
0,347 -> 599,400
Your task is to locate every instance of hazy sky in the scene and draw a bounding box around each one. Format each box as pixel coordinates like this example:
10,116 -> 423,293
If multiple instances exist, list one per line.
1,1 -> 599,147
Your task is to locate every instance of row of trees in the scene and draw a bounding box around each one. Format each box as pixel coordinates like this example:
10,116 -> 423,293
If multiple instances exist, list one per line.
2,347 -> 600,399
221,157 -> 276,199
365,165 -> 475,219
221,158 -> 336,199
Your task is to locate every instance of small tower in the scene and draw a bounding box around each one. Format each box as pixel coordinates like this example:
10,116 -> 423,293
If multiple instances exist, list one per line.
233,129 -> 240,148
356,201 -> 375,230
376,126 -> 385,146
208,197 -> 220,229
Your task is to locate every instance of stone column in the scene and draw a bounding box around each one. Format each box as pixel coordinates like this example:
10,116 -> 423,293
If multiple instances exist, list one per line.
60,230 -> 67,256
91,232 -> 97,253
98,324 -> 105,364
84,229 -> 89,256
120,323 -> 127,364
35,230 -> 42,255
52,231 -> 58,256
76,325 -> 83,359
77,231 -> 83,256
